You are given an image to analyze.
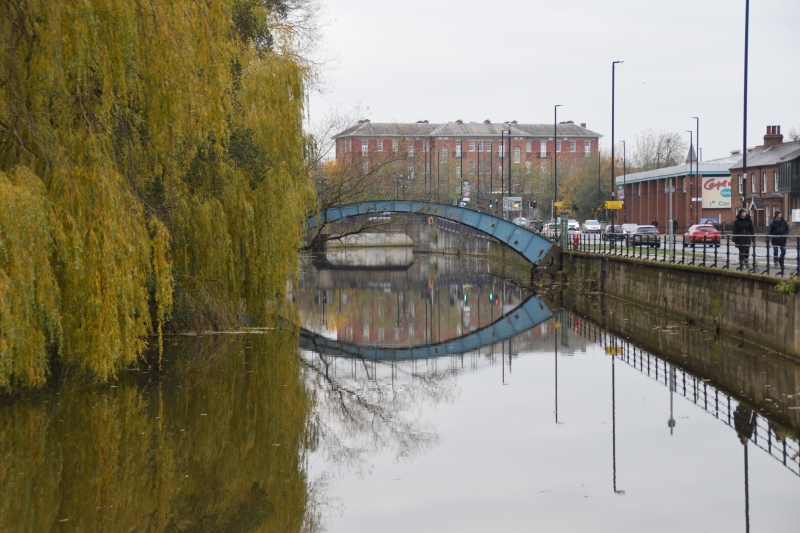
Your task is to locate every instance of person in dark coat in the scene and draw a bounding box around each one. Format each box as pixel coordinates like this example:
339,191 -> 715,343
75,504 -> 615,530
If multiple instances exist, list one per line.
672,219 -> 679,234
732,209 -> 755,266
651,219 -> 659,229
769,210 -> 790,267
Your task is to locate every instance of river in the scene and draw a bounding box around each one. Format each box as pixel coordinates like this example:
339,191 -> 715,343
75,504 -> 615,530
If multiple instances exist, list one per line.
0,251 -> 798,532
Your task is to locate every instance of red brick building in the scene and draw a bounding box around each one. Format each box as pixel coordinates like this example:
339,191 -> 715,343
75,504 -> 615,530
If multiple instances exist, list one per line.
334,119 -> 602,200
729,126 -> 800,227
617,150 -> 737,232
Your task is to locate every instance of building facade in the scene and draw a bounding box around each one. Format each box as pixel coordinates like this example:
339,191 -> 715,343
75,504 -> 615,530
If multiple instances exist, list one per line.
617,150 -> 736,232
729,126 -> 800,226
334,119 -> 602,202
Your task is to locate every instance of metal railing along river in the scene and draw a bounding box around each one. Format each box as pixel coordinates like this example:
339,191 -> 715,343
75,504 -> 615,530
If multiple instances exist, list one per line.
572,232 -> 800,277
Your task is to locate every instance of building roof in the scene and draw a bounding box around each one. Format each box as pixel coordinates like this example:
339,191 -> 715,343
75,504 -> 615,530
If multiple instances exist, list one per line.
617,159 -> 733,185
334,121 -> 602,139
729,141 -> 800,170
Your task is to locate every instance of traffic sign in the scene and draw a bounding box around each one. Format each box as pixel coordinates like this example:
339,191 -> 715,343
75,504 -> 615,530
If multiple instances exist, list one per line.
604,200 -> 623,210
553,201 -> 564,208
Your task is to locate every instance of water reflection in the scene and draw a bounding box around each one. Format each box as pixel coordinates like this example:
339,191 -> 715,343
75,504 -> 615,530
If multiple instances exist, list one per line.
298,254 -> 532,346
298,253 -> 800,532
0,331 -> 313,532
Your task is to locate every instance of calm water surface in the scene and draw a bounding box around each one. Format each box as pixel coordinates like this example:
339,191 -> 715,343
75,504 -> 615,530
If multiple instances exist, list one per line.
1,251 -> 798,532
298,253 -> 800,532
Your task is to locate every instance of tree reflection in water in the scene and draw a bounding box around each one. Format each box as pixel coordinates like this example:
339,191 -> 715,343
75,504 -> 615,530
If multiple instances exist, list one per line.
0,331 -> 320,533
302,351 -> 457,476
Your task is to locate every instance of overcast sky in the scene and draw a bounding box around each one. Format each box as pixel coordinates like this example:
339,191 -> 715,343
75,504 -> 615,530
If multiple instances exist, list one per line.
308,0 -> 800,161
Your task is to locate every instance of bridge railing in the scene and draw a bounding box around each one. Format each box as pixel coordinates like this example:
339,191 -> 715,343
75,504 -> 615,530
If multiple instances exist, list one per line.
573,232 -> 800,278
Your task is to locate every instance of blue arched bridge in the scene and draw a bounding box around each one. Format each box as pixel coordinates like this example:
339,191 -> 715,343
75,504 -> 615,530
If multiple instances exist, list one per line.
299,295 -> 552,360
307,201 -> 555,265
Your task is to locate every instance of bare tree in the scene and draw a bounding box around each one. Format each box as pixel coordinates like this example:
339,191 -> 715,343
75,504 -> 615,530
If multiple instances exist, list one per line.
787,126 -> 800,142
629,129 -> 690,171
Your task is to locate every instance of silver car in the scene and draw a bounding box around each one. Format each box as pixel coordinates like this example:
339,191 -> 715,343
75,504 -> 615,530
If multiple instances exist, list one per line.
581,219 -> 601,233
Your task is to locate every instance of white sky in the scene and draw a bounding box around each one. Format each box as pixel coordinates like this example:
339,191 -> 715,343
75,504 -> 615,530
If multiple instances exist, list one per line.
308,0 -> 800,161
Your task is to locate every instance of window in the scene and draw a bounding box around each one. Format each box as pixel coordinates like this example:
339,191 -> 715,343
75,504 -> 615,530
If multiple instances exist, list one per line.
455,143 -> 462,157
775,171 -> 780,191
638,183 -> 641,196
526,161 -> 532,171
469,160 -> 476,174
407,140 -> 414,156
570,141 -> 576,152
526,141 -> 532,153
469,141 -> 475,152
540,161 -> 547,173
376,139 -> 383,152
738,174 -> 743,194
556,141 -> 561,153
362,160 -> 369,173
361,140 -> 368,156
763,172 -> 767,193
751,172 -> 756,193
498,141 -> 505,155
584,141 -> 591,155
540,141 -> 547,157
478,140 -> 484,152
347,140 -> 352,152
439,146 -> 448,163
423,140 -> 429,152
392,140 -> 398,152
408,161 -> 414,179
485,141 -> 492,152
513,146 -> 521,163
683,176 -> 687,192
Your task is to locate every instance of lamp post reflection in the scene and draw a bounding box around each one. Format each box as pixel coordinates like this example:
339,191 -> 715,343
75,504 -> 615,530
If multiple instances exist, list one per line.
668,363 -> 676,436
611,340 -> 625,495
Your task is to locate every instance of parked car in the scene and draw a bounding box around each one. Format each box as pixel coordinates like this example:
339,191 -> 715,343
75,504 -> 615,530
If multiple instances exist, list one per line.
621,223 -> 638,235
682,224 -> 721,247
626,225 -> 661,247
601,224 -> 624,241
568,218 -> 580,232
581,219 -> 602,233
512,217 -> 528,227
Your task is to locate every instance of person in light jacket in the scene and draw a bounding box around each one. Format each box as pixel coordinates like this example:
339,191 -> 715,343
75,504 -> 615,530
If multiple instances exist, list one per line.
732,209 -> 755,267
769,210 -> 790,268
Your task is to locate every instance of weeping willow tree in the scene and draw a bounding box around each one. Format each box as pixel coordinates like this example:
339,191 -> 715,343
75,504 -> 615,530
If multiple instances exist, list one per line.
0,0 -> 316,389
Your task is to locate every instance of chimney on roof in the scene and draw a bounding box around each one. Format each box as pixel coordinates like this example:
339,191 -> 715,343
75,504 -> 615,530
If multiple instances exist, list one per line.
565,120 -> 574,124
484,119 -> 491,124
456,119 -> 463,124
580,123 -> 586,128
416,119 -> 429,123
511,120 -> 518,124
357,119 -> 370,124
764,125 -> 783,148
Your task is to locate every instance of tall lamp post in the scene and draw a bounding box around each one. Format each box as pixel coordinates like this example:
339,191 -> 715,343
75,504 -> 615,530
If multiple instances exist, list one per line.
621,140 -> 627,223
692,116 -> 699,223
742,0 -> 750,209
686,130 -> 693,225
554,104 -> 563,219
611,61 -> 623,236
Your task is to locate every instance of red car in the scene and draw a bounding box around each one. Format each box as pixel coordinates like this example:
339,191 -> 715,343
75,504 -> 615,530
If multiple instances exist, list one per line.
682,224 -> 721,247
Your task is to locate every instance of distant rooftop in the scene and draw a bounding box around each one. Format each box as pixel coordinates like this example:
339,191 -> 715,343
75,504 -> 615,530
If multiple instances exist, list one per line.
334,120 -> 602,139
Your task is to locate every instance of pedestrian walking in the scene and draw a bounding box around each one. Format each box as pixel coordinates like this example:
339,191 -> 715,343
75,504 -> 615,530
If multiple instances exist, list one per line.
732,208 -> 755,267
769,210 -> 790,268
651,219 -> 659,229
672,219 -> 678,234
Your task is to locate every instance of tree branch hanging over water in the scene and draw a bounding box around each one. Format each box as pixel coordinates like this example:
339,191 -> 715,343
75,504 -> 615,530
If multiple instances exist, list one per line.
0,0 -> 318,389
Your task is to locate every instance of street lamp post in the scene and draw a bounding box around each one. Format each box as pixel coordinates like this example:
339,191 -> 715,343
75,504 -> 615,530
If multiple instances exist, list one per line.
686,130 -> 693,225
692,116 -> 699,224
554,105 -> 563,219
621,140 -> 626,223
742,0 -> 750,209
611,61 -> 623,241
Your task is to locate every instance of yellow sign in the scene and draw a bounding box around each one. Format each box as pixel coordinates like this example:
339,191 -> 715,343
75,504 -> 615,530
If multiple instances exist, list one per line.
605,200 -> 623,210
605,346 -> 623,355
553,201 -> 564,208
